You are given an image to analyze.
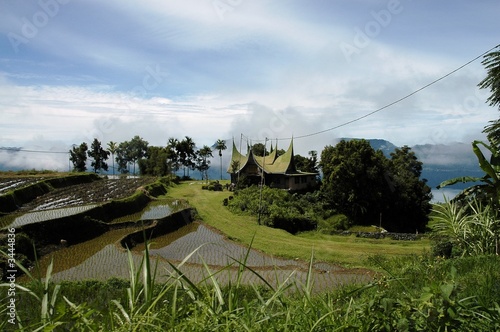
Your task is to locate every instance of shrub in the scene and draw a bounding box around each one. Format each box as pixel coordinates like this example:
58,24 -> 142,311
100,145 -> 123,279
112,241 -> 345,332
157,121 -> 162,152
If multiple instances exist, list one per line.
430,199 -> 500,256
227,186 -> 321,233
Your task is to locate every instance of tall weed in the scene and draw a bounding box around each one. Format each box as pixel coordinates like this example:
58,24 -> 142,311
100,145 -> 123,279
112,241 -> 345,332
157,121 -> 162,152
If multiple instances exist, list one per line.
1,241 -> 499,331
431,198 -> 500,256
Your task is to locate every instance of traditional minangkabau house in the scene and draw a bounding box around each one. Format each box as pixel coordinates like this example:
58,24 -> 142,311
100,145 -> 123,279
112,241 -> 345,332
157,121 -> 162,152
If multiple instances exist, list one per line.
227,139 -> 318,192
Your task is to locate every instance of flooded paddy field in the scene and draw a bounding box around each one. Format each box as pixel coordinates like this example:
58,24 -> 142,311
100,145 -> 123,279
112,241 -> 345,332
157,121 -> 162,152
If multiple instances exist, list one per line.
2,175 -> 373,292
40,222 -> 372,292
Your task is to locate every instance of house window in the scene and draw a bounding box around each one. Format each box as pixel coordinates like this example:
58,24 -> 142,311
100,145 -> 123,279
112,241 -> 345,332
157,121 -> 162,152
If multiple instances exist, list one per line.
294,177 -> 300,184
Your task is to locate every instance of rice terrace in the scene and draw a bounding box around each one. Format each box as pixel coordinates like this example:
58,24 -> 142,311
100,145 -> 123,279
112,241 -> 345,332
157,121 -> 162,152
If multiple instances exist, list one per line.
0,172 -> 376,287
0,170 -> 499,330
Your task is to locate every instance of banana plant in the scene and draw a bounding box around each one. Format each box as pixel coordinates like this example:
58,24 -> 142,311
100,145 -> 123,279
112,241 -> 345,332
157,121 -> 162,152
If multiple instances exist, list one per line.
437,140 -> 500,206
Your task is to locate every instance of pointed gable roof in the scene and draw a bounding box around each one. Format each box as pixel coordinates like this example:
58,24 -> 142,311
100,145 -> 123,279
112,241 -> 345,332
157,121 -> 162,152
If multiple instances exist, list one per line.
227,140 -> 248,173
228,138 -> 318,176
250,139 -> 296,174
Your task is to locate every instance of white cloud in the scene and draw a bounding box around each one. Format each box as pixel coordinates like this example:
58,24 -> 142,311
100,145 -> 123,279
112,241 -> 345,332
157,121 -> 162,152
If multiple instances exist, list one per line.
1,0 -> 499,171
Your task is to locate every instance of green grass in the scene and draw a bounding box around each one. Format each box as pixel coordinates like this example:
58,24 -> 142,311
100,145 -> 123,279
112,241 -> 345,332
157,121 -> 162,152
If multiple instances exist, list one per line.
166,181 -> 431,267
2,241 -> 499,331
1,179 -> 498,331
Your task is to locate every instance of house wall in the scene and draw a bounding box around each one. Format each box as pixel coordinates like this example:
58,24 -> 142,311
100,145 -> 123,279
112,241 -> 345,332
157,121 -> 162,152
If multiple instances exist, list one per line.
287,175 -> 316,191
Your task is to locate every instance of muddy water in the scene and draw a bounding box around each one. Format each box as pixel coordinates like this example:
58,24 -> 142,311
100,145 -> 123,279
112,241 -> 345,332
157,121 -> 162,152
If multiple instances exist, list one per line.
141,223 -> 309,269
47,222 -> 373,292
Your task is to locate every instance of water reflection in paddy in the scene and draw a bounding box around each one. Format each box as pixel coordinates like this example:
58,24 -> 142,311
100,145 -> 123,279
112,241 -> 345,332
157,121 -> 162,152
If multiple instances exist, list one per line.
134,222 -> 303,268
44,221 -> 372,290
140,203 -> 172,220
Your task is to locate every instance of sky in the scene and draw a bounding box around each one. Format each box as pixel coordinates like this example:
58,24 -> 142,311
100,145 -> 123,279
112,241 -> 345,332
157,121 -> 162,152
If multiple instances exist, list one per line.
0,0 -> 499,171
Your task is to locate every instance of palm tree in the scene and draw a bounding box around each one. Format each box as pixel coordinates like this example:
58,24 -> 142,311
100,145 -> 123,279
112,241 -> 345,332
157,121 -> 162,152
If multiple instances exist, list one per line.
107,141 -> 118,176
216,139 -> 227,180
166,137 -> 180,176
478,46 -> 500,147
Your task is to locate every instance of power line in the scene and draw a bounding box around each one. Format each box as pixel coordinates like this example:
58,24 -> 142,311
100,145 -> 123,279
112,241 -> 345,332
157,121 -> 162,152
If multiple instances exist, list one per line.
242,43 -> 500,143
3,44 -> 499,153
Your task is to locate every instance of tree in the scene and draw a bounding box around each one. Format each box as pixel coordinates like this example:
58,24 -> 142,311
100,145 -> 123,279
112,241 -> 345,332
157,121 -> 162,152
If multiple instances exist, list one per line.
138,146 -> 169,176
116,141 -> 130,174
320,139 -> 389,226
177,136 -> 196,178
385,146 -> 432,232
107,141 -> 118,176
321,140 -> 431,231
166,137 -> 180,175
216,139 -> 227,180
438,46 -> 500,207
251,143 -> 267,157
69,142 -> 88,172
479,45 -> 500,146
127,136 -> 149,175
87,138 -> 110,174
294,150 -> 318,173
478,45 -> 500,110
196,145 -> 213,181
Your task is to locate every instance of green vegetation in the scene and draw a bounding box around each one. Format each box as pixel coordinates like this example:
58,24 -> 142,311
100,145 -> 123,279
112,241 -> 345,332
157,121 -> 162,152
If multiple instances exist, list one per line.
432,45 -> 500,258
215,138 -> 227,180
69,142 -> 88,172
430,199 -> 499,257
227,185 -> 325,233
438,45 -> 500,208
321,140 -> 432,233
0,172 -> 497,331
87,138 -> 110,174
1,238 -> 499,331
167,181 -> 429,267
0,44 -> 499,332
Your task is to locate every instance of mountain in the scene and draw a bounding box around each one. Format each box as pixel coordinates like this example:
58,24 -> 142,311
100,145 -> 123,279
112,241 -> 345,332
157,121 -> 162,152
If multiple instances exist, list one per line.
365,139 -> 398,158
337,138 -> 397,158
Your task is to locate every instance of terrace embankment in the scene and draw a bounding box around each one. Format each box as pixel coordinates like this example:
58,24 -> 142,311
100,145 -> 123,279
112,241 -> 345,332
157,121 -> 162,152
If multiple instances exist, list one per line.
0,173 -> 100,214
0,175 -> 177,256
119,208 -> 197,249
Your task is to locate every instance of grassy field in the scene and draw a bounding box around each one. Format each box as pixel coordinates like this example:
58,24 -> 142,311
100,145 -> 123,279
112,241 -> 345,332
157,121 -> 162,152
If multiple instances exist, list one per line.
165,181 -> 431,268
3,177 -> 500,331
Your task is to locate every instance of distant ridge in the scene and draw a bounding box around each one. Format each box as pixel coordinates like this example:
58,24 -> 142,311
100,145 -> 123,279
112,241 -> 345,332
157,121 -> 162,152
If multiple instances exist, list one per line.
337,137 -> 397,158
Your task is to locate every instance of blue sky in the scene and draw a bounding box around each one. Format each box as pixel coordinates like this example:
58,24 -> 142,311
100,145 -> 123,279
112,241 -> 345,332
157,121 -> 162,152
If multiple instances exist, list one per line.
0,0 -> 499,170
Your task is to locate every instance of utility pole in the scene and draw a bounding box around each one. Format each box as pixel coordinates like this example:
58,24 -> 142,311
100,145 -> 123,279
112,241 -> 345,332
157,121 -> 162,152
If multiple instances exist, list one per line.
258,137 -> 268,225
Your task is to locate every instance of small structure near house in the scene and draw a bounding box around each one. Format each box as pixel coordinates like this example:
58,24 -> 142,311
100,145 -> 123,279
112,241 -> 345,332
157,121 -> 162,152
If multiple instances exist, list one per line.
228,139 -> 318,192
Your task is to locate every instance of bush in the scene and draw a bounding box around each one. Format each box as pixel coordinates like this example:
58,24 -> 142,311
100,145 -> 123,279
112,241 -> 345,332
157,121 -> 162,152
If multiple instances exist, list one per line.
227,186 -> 321,233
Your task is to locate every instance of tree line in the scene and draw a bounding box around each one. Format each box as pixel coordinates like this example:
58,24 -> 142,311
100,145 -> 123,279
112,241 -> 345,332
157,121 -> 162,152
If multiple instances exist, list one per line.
69,136 -> 320,179
69,136 -> 229,179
